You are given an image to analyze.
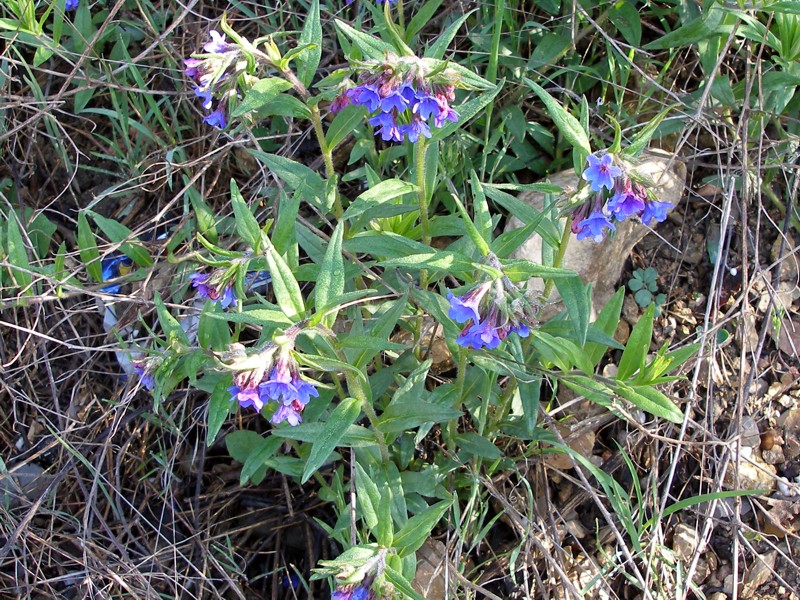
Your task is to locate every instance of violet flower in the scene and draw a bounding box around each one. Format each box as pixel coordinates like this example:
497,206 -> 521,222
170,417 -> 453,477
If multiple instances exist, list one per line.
582,154 -> 622,192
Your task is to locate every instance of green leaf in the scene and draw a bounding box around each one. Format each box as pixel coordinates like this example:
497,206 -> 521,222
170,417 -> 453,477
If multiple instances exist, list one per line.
302,397 -> 362,483
449,188 -> 491,256
325,105 -> 364,151
384,566 -> 427,600
271,423 -> 376,447
454,432 -> 502,459
554,276 -> 591,347
379,250 -> 476,274
334,18 -> 396,60
248,150 -> 326,210
377,401 -> 462,434
232,77 -> 294,117
296,0 -> 321,87
585,287 -> 625,367
425,9 -> 475,59
392,500 -> 451,558
206,380 -> 234,445
240,436 -> 284,485
314,222 -> 345,327
624,104 -> 675,157
230,179 -> 262,252
609,1 -> 642,46
344,231 -> 431,259
617,304 -> 654,380
431,81 -> 502,141
500,260 -> 577,282
4,212 -> 31,289
406,0 -> 444,40
523,79 -> 591,156
343,179 -> 417,222
88,212 -> 152,267
355,461 -> 381,530
266,245 -> 305,320
77,211 -> 102,283
613,383 -> 683,423
643,4 -> 724,50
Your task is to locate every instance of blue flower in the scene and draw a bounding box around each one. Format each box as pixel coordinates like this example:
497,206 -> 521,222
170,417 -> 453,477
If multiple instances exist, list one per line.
347,85 -> 381,113
271,402 -> 303,426
133,362 -> 156,391
447,282 -> 491,324
641,200 -> 672,226
607,184 -> 645,221
203,107 -> 227,129
582,154 -> 622,192
399,117 -> 432,143
380,90 -> 408,113
203,30 -> 234,54
194,85 -> 214,110
413,93 -> 440,120
434,102 -> 459,128
260,352 -> 319,408
190,272 -> 236,307
456,306 -> 506,350
576,210 -> 616,243
368,112 -> 402,142
332,585 -> 371,600
65,0 -> 79,10
228,384 -> 264,412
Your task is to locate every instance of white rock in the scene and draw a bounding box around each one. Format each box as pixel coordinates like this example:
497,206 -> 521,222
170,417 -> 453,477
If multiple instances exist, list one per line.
506,150 -> 686,317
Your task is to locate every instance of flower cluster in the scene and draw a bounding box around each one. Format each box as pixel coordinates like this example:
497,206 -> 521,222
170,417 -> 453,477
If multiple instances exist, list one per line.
571,153 -> 673,243
332,585 -> 372,600
331,54 -> 460,143
190,272 -> 237,308
224,337 -> 319,427
65,0 -> 79,10
447,262 -> 540,350
184,30 -> 244,129
132,360 -> 157,391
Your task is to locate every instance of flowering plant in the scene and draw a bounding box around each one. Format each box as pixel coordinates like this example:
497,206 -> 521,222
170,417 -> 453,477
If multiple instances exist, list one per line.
97,3 -> 696,598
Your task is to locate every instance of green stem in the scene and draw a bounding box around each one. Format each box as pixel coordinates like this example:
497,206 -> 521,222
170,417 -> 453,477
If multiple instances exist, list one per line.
541,218 -> 572,300
479,0 -> 505,179
310,103 -> 343,219
415,138 -> 430,288
274,61 -> 343,220
336,348 -> 389,463
396,0 -> 405,30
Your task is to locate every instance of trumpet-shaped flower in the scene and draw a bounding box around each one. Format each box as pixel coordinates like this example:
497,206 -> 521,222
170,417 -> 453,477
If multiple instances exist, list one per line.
582,154 -> 622,192
576,210 -> 616,243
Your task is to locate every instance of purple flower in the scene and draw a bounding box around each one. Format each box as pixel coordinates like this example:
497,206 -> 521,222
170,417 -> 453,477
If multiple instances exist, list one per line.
218,283 -> 236,306
456,306 -> 506,350
228,385 -> 265,412
433,101 -> 459,128
399,117 -> 432,143
65,0 -> 79,10
133,362 -> 155,391
413,93 -> 440,120
510,323 -> 531,338
447,282 -> 491,324
271,402 -> 303,426
260,353 -> 319,408
576,210 -> 616,243
203,30 -> 234,54
380,90 -> 408,113
607,183 -> 645,221
332,585 -> 371,600
347,85 -> 381,113
582,154 -> 622,192
203,107 -> 227,129
194,85 -> 214,110
640,200 -> 672,226
369,112 -> 402,142
190,272 -> 216,299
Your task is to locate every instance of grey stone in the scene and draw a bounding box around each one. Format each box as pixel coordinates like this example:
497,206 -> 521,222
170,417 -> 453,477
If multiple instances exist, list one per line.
506,150 -> 686,318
